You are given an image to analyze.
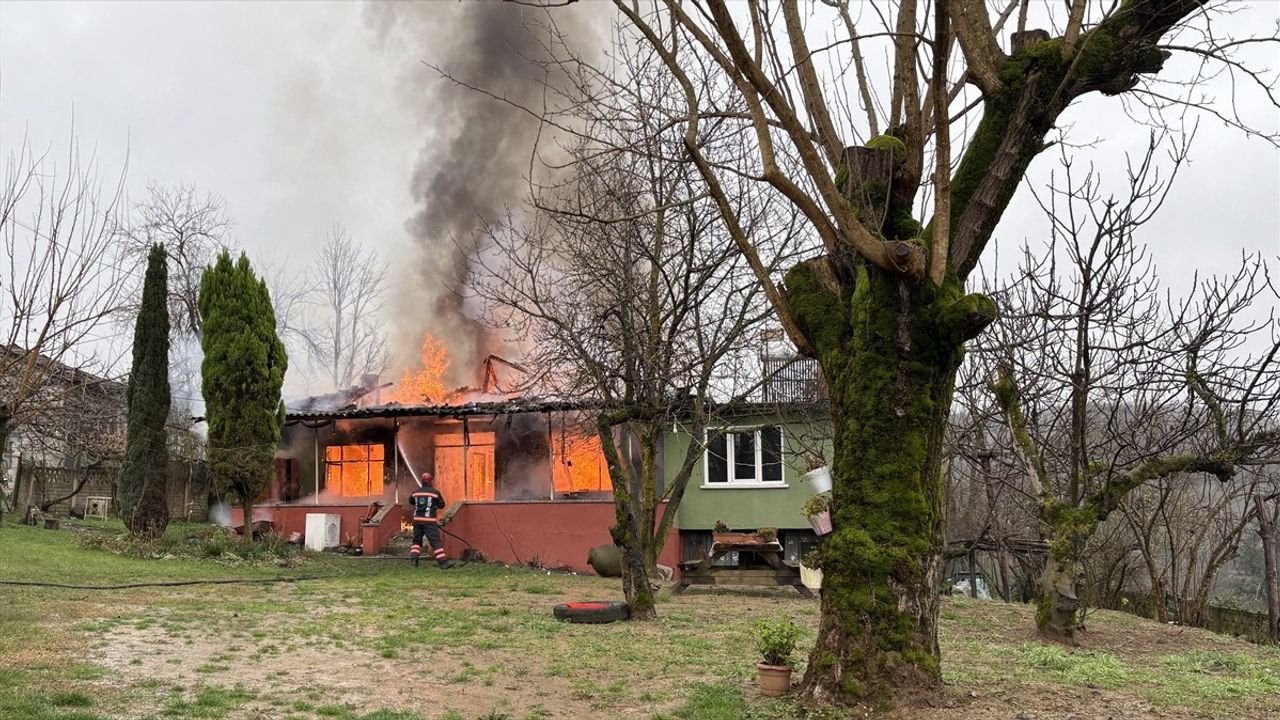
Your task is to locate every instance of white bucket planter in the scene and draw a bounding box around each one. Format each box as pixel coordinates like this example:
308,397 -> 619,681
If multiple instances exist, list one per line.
808,509 -> 833,535
799,564 -> 823,590
803,466 -> 832,494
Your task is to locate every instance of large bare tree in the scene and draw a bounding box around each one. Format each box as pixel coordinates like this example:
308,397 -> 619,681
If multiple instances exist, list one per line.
980,137 -> 1279,641
1,135 -> 131,518
120,184 -> 231,338
470,30 -> 800,618
590,0 -> 1280,703
300,224 -> 389,392
119,184 -> 233,420
988,140 -> 1280,638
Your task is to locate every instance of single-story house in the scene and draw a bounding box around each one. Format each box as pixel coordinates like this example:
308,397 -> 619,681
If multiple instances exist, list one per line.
241,390 -> 830,577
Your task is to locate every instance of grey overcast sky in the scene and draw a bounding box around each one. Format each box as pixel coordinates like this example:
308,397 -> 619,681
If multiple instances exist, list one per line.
2,1 -> 1278,393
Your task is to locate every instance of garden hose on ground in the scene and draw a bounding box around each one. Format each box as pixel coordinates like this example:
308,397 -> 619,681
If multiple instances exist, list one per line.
439,524 -> 476,568
1,527 -> 480,589
0,576 -> 333,590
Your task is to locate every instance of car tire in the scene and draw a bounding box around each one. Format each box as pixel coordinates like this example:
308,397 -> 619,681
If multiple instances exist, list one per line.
552,600 -> 630,624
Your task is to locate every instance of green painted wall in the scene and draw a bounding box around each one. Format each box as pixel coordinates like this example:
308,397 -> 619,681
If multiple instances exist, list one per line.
665,412 -> 831,531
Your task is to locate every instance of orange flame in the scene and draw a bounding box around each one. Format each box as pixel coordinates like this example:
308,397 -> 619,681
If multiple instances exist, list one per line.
553,432 -> 611,493
388,335 -> 451,405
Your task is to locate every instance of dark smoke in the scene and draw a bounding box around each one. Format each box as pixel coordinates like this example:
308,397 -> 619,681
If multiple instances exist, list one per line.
363,1 -> 604,387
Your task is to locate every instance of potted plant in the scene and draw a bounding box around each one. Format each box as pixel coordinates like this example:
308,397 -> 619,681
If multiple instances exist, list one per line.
713,520 -> 758,546
799,548 -> 823,590
802,493 -> 833,535
755,615 -> 801,697
801,454 -> 832,494
757,527 -> 778,544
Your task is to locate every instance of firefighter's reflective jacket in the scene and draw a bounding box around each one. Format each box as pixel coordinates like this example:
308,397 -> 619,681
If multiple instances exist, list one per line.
410,485 -> 445,523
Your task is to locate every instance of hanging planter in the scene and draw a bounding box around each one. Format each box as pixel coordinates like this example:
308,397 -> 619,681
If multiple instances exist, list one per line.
799,549 -> 823,590
798,564 -> 823,590
802,465 -> 832,494
801,493 -> 833,536
807,510 -> 832,536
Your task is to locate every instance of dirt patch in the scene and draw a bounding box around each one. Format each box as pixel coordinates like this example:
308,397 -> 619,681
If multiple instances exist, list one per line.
28,568 -> 1278,720
98,623 -> 564,717
88,579 -> 816,719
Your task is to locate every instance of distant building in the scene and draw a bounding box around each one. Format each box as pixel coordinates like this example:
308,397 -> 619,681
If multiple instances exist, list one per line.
0,345 -> 208,520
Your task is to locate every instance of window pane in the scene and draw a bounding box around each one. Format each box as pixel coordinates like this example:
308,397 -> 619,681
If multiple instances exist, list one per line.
761,427 -> 782,482
707,434 -> 728,483
733,431 -> 756,481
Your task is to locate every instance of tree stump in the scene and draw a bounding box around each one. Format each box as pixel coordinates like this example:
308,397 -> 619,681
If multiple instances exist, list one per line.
1012,29 -> 1051,54
43,517 -> 61,530
840,146 -> 894,231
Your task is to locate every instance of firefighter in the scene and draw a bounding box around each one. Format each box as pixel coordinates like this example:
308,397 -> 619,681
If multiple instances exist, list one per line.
409,472 -> 453,569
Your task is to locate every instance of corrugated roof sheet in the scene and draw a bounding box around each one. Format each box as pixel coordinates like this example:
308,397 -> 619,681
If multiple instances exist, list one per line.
283,397 -> 593,424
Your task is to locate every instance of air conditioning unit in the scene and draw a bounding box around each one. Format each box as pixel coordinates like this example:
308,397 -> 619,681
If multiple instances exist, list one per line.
304,513 -> 341,551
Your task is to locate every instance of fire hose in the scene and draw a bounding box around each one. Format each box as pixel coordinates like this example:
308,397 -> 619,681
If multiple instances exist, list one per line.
438,523 -> 476,568
0,576 -> 336,590
0,530 -> 477,589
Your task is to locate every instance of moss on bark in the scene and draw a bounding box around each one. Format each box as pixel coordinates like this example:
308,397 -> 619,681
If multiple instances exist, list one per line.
785,260 -> 993,704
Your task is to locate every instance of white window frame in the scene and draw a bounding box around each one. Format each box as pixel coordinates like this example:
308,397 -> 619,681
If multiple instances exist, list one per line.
701,426 -> 788,489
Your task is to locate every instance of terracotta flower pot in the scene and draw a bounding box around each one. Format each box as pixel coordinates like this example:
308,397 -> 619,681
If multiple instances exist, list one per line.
802,466 -> 832,494
807,509 -> 832,535
757,662 -> 792,697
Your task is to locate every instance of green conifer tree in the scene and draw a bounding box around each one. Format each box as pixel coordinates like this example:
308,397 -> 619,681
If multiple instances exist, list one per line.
198,251 -> 287,542
118,244 -> 172,539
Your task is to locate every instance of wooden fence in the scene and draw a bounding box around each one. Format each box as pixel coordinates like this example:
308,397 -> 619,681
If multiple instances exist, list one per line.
15,461 -> 210,522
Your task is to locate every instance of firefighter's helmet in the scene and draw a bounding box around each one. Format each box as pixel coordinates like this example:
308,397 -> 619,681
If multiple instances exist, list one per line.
420,472 -> 433,484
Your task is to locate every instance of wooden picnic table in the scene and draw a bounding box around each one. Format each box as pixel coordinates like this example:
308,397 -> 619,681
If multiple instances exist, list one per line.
674,540 -> 814,597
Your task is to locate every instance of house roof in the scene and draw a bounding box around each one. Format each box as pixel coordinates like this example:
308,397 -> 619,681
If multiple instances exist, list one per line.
283,397 -> 593,424
279,397 -> 826,425
1,343 -> 125,396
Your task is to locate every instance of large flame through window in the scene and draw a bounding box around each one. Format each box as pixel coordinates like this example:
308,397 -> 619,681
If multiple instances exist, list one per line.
552,431 -> 610,493
324,444 -> 385,497
435,431 -> 496,502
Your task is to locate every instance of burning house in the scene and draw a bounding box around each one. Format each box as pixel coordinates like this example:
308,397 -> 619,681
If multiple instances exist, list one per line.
238,332 -> 828,577
233,339 -> 680,572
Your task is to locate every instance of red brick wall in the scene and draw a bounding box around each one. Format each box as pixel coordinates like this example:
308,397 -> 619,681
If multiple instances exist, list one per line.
441,500 -> 681,576
232,500 -> 681,577
230,504 -> 390,546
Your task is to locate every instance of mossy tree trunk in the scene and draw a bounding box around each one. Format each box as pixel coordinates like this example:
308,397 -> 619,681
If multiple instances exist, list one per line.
1035,505 -> 1099,641
787,262 -> 992,700
241,492 -> 255,544
599,419 -> 657,620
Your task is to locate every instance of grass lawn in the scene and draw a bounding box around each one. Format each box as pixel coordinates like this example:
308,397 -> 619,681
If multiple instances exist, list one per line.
1,521 -> 1278,720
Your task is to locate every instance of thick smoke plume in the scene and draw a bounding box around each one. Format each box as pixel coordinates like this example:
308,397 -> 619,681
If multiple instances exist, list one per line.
364,1 -> 604,388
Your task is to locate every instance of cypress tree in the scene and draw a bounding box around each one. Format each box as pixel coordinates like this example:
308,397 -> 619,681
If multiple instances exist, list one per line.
199,251 -> 287,542
118,244 -> 172,540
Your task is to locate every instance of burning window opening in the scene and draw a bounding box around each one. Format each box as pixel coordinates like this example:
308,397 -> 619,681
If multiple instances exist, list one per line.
552,431 -> 610,493
324,443 -> 386,498
435,431 -> 496,501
